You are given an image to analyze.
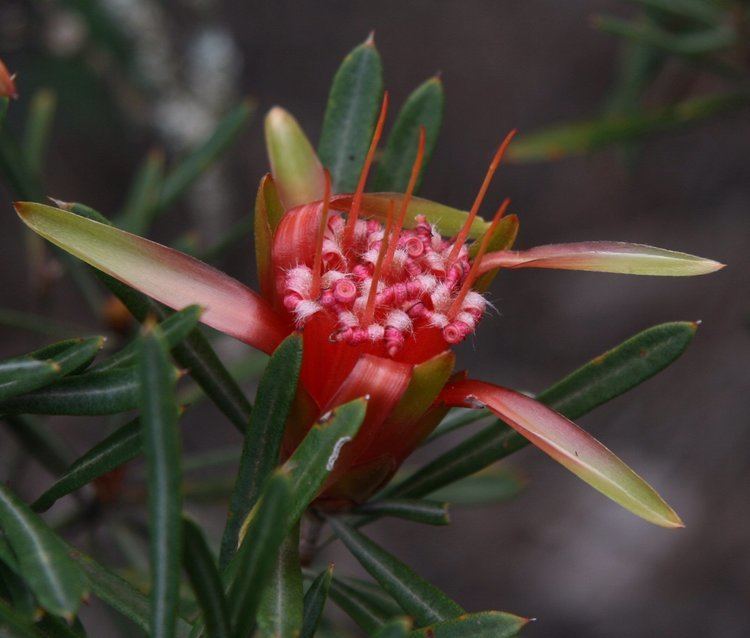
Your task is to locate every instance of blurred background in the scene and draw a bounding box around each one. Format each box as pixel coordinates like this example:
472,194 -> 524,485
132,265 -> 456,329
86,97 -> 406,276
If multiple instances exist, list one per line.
1,1 -> 749,636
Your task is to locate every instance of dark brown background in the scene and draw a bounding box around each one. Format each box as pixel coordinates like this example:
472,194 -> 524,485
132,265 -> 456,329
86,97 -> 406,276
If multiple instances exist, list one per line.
1,1 -> 749,636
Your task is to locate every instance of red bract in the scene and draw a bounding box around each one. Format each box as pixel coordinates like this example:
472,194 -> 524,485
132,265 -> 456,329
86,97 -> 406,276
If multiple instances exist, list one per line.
15,99 -> 724,526
0,58 -> 18,100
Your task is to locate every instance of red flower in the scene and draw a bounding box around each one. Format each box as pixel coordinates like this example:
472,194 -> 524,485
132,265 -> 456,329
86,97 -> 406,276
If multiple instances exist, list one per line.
15,100 -> 723,527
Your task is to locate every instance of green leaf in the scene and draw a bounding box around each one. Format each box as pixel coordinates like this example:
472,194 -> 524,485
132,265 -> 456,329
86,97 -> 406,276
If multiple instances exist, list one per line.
408,611 -> 529,637
375,618 -> 412,638
3,415 -> 74,476
138,325 -> 182,638
372,76 -> 444,193
0,598 -> 44,638
95,305 -> 202,372
300,565 -> 333,638
388,321 -> 698,499
0,368 -> 140,415
158,101 -> 254,214
593,15 -> 736,57
0,337 -> 104,401
282,398 -> 368,527
426,408 -> 491,444
337,577 -> 403,620
227,471 -> 292,638
32,416 -> 140,512
326,576 -> 388,634
355,499 -> 450,526
265,108 -> 325,209
0,560 -> 37,622
0,483 -> 89,620
428,469 -> 525,506
182,518 -> 230,638
257,525 -> 303,638
623,0 -> 724,26
70,546 -> 191,633
219,334 -> 303,568
508,92 -> 749,162
328,519 -> 463,626
50,201 -> 254,433
23,89 -> 56,176
118,149 -> 165,234
318,34 -> 384,192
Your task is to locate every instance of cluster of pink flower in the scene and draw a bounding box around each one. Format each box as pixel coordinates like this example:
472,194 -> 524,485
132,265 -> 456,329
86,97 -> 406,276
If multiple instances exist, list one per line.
281,211 -> 486,356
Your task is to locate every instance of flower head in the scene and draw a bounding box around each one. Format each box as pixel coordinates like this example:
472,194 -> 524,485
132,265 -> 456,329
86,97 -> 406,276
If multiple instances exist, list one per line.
15,82 -> 723,526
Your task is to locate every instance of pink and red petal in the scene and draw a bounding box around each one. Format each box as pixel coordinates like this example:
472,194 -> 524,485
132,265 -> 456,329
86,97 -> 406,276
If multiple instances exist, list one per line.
16,202 -> 288,353
479,241 -> 724,276
440,378 -> 683,528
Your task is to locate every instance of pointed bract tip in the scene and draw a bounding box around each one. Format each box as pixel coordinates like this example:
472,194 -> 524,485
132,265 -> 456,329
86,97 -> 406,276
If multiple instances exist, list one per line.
365,30 -> 376,46
432,70 -> 443,82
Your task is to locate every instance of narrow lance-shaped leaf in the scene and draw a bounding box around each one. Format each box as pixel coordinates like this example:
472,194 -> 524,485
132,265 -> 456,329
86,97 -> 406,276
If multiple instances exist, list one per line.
3,415 -> 73,476
265,107 -> 325,209
219,333 -> 303,569
158,101 -> 254,213
479,241 -> 724,276
95,305 -> 202,372
61,199 -> 257,434
0,368 -> 140,415
300,565 -> 333,638
593,15 -> 736,57
372,76 -> 444,193
623,0 -> 724,26
428,469 -> 525,506
507,92 -> 749,162
325,575 -> 389,635
138,324 -> 182,638
182,518 -> 230,638
388,321 -> 699,500
118,148 -> 165,234
23,89 -> 56,176
0,336 -> 104,402
328,518 -> 464,626
0,484 -> 89,620
69,545 -> 193,633
0,598 -> 44,638
32,416 -> 142,512
0,560 -> 37,622
15,202 -> 287,354
227,471 -> 292,638
257,525 -> 303,638
281,397 -> 368,527
409,611 -> 530,637
355,499 -> 450,526
318,34 -> 384,192
441,378 -> 683,528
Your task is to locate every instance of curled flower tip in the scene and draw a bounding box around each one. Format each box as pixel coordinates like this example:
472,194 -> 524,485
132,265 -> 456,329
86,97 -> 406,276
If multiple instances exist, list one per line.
0,59 -> 18,99
343,91 -> 389,248
448,129 -> 517,265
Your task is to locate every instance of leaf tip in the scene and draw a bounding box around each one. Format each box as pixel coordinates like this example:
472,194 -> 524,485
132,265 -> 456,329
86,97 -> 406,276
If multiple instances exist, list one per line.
364,30 -> 376,46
